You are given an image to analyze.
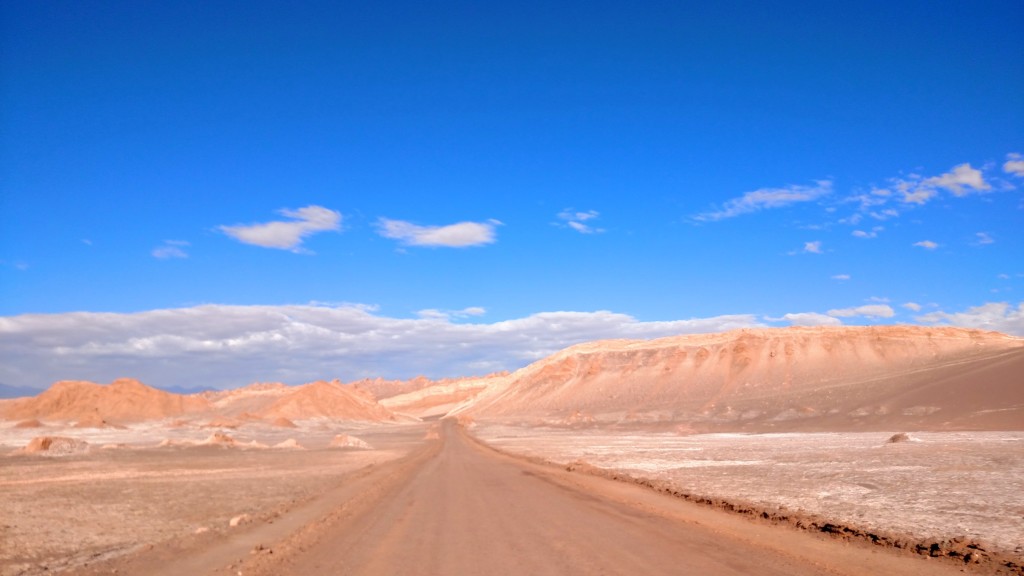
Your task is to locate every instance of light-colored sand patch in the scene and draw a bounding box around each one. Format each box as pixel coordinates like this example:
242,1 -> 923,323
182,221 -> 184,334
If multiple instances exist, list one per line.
329,433 -> 372,449
13,436 -> 90,457
0,422 -> 429,574
475,425 -> 1024,557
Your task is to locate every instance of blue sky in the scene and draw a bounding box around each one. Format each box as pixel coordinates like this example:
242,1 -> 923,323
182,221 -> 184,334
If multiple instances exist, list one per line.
1,1 -> 1022,389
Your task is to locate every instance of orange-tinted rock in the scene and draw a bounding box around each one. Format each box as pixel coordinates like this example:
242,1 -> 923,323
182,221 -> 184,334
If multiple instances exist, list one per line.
460,326 -> 1024,431
3,378 -> 209,423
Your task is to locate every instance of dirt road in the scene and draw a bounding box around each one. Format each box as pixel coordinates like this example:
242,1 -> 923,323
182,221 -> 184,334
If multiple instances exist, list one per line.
199,420 -> 964,576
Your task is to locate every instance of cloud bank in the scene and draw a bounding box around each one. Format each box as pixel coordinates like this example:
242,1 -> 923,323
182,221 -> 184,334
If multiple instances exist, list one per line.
767,312 -> 842,327
827,304 -> 896,319
916,302 -> 1024,335
0,305 -> 760,389
3,300 -> 1020,391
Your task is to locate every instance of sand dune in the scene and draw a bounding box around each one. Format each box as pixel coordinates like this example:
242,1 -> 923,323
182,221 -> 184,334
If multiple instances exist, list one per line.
458,326 -> 1024,431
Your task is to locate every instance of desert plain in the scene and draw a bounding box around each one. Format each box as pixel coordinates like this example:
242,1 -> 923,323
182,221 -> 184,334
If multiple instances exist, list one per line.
1,325 -> 1023,575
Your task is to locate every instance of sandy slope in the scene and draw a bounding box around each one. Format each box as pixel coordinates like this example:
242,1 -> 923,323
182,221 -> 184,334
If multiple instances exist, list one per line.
379,375 -> 507,418
459,326 -> 1024,431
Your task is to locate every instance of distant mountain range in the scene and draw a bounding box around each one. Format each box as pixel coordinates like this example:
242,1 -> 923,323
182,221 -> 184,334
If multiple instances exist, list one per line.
0,381 -> 218,399
0,382 -> 44,399
153,384 -> 220,395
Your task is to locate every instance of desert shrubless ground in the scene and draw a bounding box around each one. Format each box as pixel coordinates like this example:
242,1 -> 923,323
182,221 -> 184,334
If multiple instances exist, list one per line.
474,425 -> 1024,560
0,422 -> 425,576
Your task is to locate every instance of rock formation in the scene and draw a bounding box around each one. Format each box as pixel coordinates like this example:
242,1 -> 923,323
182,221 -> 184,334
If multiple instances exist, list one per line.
456,326 -> 1024,431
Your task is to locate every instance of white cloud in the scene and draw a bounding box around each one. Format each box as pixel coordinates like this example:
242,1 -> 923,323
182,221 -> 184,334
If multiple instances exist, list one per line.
841,159 -> 1007,223
913,240 -> 939,250
831,274 -> 851,281
922,163 -> 990,196
417,307 -> 487,320
1004,153 -> 1024,177
902,302 -> 922,312
843,162 -> 996,217
767,312 -> 842,327
847,189 -> 891,211
220,206 -> 341,252
692,181 -> 832,221
416,309 -> 449,320
0,305 -> 763,389
558,209 -> 605,234
377,218 -> 499,247
869,209 -> 899,220
826,304 -> 895,318
852,226 -> 883,239
152,240 -> 190,259
974,232 -> 994,245
893,163 -> 990,205
901,188 -> 936,205
916,302 -> 1024,335
803,241 -> 823,254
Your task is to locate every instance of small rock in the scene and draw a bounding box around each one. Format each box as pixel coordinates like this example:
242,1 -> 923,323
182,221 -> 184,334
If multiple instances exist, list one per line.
194,526 -> 209,534
329,434 -> 372,449
886,432 -> 913,444
229,514 -> 252,527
